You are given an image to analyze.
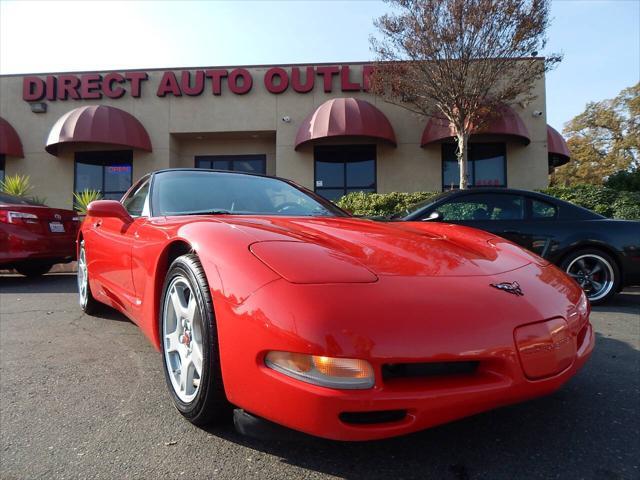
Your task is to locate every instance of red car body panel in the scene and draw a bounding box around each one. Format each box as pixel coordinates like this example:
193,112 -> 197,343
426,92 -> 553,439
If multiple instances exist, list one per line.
0,201 -> 78,267
80,213 -> 594,441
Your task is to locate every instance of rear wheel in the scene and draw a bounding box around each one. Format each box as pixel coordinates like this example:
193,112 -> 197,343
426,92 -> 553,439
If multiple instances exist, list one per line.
160,254 -> 228,426
15,263 -> 53,277
77,241 -> 101,315
561,249 -> 620,305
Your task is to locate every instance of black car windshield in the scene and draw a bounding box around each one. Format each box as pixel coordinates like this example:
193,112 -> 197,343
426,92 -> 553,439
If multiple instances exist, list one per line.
152,170 -> 346,217
389,192 -> 453,219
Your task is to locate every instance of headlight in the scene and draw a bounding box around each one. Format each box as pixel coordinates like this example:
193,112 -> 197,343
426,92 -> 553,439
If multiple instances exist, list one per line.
264,351 -> 375,389
577,291 -> 590,318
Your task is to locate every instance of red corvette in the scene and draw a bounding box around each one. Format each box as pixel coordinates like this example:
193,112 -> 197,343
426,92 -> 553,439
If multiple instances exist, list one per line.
1,192 -> 78,276
78,169 -> 594,441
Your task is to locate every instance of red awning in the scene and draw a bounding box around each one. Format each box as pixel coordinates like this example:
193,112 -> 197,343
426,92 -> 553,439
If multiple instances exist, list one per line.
420,104 -> 530,146
0,117 -> 24,158
46,105 -> 152,156
547,125 -> 570,167
295,98 -> 396,150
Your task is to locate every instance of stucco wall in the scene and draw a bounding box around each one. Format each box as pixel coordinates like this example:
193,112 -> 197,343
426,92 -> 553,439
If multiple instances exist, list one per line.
0,62 -> 550,209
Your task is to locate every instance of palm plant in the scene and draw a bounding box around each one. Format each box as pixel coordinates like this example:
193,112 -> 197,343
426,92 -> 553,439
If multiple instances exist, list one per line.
73,189 -> 102,214
0,174 -> 32,197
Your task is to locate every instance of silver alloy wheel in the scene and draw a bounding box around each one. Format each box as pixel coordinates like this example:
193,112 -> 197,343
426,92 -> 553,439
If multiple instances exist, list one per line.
163,276 -> 204,403
566,254 -> 615,302
77,244 -> 88,307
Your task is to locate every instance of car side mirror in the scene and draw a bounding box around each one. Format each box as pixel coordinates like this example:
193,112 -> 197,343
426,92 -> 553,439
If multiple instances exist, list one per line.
422,211 -> 442,222
87,200 -> 133,224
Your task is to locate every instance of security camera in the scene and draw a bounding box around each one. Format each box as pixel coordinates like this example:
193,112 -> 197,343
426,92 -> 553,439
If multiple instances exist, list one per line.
532,110 -> 543,117
282,116 -> 291,123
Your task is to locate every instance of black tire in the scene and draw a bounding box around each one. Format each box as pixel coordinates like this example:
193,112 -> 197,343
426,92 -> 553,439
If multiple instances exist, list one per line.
160,254 -> 228,426
78,241 -> 101,315
15,263 -> 53,277
561,248 -> 620,305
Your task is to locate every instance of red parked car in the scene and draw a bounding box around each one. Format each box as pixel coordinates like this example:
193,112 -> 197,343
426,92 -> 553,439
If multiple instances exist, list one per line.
0,192 -> 79,276
78,169 -> 594,441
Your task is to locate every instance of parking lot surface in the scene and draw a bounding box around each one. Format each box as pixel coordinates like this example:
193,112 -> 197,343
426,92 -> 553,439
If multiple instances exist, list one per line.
1,274 -> 638,480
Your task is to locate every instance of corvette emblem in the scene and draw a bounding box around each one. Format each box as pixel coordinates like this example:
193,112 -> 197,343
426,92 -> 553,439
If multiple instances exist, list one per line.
490,281 -> 524,296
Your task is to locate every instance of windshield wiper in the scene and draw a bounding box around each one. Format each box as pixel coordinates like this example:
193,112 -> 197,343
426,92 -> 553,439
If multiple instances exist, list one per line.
178,209 -> 234,216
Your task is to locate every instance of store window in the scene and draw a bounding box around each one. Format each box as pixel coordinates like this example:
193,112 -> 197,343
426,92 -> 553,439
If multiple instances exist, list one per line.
74,151 -> 133,201
442,143 -> 506,189
314,145 -> 376,201
195,155 -> 266,174
0,155 -> 5,184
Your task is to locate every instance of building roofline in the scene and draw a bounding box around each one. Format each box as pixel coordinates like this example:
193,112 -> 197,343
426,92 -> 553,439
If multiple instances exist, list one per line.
0,57 -> 546,79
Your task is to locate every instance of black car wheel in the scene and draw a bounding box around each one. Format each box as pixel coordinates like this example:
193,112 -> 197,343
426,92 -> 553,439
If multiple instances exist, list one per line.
15,263 -> 53,277
561,249 -> 620,305
160,254 -> 228,426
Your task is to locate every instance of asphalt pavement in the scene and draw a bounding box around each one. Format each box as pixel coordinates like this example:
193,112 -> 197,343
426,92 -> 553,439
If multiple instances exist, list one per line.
1,274 -> 638,480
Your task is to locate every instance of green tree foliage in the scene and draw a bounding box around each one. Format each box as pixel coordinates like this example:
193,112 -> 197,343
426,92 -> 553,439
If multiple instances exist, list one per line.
551,83 -> 639,186
604,167 -> 640,192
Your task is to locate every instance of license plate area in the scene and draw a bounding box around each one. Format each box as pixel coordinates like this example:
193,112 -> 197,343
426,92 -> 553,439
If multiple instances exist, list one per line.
49,221 -> 65,233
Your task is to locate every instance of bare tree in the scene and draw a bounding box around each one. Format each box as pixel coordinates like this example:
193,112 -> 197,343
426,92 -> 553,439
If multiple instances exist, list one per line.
370,0 -> 561,188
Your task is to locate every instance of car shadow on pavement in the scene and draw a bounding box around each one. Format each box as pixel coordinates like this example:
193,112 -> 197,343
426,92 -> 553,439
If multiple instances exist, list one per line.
207,333 -> 639,480
0,273 -> 79,294
592,289 -> 639,314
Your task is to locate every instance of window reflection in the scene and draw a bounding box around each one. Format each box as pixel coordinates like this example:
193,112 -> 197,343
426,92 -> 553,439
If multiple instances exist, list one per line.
74,151 -> 133,202
314,145 -> 376,201
442,143 -> 506,189
196,155 -> 266,174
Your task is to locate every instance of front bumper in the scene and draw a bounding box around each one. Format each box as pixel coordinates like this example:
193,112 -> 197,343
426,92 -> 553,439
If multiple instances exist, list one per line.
214,265 -> 594,441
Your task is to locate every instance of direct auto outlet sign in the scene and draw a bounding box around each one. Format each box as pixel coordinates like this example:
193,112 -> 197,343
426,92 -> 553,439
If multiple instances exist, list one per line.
23,65 -> 374,101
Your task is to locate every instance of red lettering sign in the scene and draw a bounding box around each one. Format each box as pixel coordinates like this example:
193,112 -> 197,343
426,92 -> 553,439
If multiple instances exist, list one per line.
228,68 -> 252,95
21,66 -> 373,102
264,67 -> 289,94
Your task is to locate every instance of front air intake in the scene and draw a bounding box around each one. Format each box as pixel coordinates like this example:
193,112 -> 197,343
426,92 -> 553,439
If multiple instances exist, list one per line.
382,361 -> 479,381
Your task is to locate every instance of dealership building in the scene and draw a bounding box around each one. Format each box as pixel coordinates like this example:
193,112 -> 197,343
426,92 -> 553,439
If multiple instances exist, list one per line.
0,61 -> 570,209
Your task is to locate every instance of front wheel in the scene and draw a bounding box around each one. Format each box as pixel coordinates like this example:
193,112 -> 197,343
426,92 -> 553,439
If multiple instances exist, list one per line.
15,263 -> 53,277
160,254 -> 228,426
561,249 -> 620,305
78,241 -> 101,315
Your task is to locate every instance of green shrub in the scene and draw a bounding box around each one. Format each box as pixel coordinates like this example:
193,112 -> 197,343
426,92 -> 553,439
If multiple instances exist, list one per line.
73,189 -> 102,214
0,174 -> 32,197
539,185 -> 640,219
335,186 -> 640,220
604,168 -> 640,192
337,191 -> 440,217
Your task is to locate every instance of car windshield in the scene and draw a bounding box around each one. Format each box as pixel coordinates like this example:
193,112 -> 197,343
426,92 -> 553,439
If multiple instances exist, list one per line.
151,170 -> 347,217
389,192 -> 453,219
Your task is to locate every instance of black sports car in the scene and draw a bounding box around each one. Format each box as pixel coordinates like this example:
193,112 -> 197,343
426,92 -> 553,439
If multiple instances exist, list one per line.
394,188 -> 640,304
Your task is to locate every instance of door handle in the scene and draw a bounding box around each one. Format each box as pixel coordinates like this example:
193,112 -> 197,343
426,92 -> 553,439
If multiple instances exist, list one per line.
93,220 -> 102,228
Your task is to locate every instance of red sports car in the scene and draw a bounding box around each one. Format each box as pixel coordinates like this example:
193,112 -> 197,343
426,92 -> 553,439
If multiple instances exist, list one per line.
78,169 -> 594,441
1,192 -> 79,276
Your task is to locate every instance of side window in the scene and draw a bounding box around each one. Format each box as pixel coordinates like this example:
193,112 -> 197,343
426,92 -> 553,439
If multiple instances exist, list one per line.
437,194 -> 524,221
438,199 -> 491,221
531,198 -> 558,219
122,179 -> 150,217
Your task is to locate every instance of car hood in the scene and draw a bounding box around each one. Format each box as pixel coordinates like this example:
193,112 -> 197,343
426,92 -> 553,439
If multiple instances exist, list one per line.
217,216 -> 537,277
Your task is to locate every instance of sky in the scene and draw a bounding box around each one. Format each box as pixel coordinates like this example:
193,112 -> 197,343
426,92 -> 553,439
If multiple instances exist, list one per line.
1,0 -> 638,131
